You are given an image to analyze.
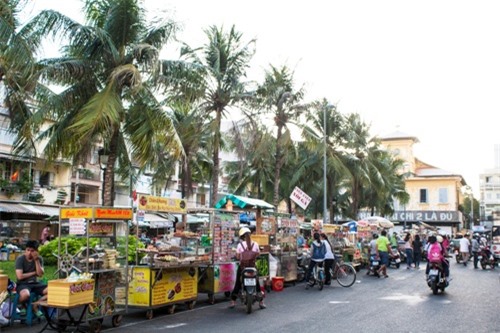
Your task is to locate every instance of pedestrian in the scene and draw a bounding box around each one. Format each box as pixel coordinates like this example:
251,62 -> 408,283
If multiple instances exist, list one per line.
305,232 -> 326,289
376,230 -> 393,278
471,234 -> 480,269
320,233 -> 334,285
404,233 -> 413,269
459,234 -> 471,266
390,232 -> 398,249
40,224 -> 50,244
412,234 -> 423,269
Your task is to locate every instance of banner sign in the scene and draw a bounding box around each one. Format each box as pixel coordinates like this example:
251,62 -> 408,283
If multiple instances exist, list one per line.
290,186 -> 312,210
138,195 -> 187,213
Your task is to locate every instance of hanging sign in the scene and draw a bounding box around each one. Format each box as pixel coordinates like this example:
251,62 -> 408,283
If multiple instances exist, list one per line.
290,186 -> 312,210
69,218 -> 86,235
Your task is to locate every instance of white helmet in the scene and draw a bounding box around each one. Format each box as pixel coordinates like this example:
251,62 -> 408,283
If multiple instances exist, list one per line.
436,235 -> 443,243
239,227 -> 251,237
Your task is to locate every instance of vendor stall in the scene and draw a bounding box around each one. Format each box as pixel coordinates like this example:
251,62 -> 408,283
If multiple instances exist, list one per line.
191,208 -> 238,304
127,195 -> 206,319
214,194 -> 276,291
55,207 -> 132,332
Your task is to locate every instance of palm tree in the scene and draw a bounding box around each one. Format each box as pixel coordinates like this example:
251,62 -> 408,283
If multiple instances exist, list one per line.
251,65 -> 305,207
20,0 -> 182,206
0,0 -> 40,148
180,25 -> 255,206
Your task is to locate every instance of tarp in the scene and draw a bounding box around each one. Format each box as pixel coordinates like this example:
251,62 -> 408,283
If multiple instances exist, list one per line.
214,194 -> 274,210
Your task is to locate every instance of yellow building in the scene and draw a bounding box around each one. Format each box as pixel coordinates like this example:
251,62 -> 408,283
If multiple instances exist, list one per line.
379,130 -> 468,235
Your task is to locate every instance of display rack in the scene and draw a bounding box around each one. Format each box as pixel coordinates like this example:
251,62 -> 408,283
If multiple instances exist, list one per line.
56,207 -> 131,332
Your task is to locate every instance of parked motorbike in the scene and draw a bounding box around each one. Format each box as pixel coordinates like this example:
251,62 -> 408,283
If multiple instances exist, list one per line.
366,254 -> 381,277
238,267 -> 264,314
427,261 -> 448,295
478,246 -> 496,270
388,248 -> 401,269
296,249 -> 309,282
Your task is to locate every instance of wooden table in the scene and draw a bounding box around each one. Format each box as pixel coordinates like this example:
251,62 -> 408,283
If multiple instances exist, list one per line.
36,301 -> 90,333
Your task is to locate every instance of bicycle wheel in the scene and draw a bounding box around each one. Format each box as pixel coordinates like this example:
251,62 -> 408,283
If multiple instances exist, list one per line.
318,269 -> 325,290
336,264 -> 356,287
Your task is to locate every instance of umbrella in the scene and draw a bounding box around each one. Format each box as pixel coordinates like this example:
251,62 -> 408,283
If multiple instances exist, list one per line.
355,220 -> 371,227
363,216 -> 394,229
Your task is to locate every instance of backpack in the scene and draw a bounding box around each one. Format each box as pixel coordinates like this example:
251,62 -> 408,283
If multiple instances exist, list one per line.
239,241 -> 258,269
312,241 -> 326,259
427,242 -> 443,263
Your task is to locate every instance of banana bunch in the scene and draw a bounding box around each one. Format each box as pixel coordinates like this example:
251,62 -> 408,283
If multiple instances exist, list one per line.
255,258 -> 269,277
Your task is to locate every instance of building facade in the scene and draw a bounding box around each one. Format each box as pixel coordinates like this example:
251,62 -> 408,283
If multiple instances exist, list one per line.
378,130 -> 468,235
479,144 -> 500,226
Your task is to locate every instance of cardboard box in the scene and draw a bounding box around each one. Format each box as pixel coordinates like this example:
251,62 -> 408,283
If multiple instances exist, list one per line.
0,275 -> 7,293
252,234 -> 269,246
48,279 -> 95,307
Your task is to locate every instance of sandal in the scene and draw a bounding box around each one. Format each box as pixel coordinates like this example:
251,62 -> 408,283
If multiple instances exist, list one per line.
259,301 -> 266,309
228,300 -> 236,309
384,274 -> 389,278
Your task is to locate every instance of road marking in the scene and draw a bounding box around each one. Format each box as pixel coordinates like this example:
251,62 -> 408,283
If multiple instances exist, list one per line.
160,323 -> 187,329
329,301 -> 350,304
380,293 -> 427,305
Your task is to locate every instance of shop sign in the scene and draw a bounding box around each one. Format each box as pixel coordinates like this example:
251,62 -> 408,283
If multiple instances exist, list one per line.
61,208 -> 93,219
138,195 -> 187,213
290,187 -> 311,210
151,267 -> 198,306
391,210 -> 459,222
95,208 -> 133,219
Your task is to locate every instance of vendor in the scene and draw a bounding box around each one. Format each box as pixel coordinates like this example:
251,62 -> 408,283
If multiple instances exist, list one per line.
175,221 -> 186,233
15,240 -> 47,314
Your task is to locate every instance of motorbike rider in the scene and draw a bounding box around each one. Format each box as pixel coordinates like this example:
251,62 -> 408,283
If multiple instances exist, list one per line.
368,233 -> 380,276
425,235 -> 450,282
471,234 -> 480,269
229,227 -> 266,309
305,232 -> 326,289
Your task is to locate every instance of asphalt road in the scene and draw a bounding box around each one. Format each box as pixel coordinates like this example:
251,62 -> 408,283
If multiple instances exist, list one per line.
4,259 -> 499,333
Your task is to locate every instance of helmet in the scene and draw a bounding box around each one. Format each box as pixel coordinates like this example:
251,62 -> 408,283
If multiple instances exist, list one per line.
372,233 -> 378,239
436,235 -> 443,243
239,227 -> 251,238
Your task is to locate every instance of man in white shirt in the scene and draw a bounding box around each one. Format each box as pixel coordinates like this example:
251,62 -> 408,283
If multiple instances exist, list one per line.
459,234 -> 471,266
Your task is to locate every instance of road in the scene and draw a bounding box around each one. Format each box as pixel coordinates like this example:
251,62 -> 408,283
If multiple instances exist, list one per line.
5,260 -> 499,333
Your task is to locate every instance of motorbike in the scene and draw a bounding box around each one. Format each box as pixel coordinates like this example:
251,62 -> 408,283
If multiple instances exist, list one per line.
427,261 -> 448,295
454,248 -> 464,264
238,267 -> 264,314
296,249 -> 309,282
366,254 -> 381,277
478,246 -> 496,270
388,248 -> 401,269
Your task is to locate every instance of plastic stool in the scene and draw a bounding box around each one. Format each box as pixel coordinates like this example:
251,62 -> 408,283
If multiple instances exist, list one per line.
10,292 -> 39,326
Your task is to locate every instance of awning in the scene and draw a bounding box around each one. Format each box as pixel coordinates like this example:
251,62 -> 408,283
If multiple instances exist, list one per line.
214,194 -> 274,210
141,213 -> 174,228
0,202 -> 60,216
172,214 -> 209,224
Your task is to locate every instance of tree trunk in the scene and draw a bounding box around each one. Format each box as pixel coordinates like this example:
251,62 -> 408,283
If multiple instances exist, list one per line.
210,109 -> 222,207
273,123 -> 283,208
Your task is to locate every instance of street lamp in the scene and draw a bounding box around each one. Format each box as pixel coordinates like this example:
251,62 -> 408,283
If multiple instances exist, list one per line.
323,106 -> 327,225
98,148 -> 109,206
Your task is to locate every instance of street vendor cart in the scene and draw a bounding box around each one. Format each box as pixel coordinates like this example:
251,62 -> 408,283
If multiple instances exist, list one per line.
192,208 -> 239,304
127,195 -> 206,319
53,207 -> 131,333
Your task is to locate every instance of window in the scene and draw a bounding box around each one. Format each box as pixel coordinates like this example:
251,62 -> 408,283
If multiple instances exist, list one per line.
438,188 -> 448,203
419,189 -> 428,203
34,170 -> 54,188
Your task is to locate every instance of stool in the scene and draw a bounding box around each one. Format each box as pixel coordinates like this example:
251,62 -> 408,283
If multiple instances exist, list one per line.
10,292 -> 40,326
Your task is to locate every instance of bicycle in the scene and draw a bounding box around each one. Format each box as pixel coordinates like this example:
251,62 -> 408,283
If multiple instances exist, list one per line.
307,261 -> 326,290
329,260 -> 357,287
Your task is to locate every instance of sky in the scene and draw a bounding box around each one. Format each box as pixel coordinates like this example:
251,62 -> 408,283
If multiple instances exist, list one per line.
25,0 -> 500,197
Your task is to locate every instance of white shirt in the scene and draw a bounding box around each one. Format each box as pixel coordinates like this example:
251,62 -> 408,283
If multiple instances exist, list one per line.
459,237 -> 470,252
323,240 -> 335,259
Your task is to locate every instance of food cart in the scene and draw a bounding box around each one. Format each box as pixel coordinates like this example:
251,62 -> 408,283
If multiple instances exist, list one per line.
54,207 -> 131,333
191,208 -> 239,304
213,194 -> 276,292
127,195 -> 206,319
264,212 -> 298,284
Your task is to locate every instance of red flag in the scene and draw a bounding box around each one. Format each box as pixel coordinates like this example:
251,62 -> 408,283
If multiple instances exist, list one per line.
10,171 -> 19,181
